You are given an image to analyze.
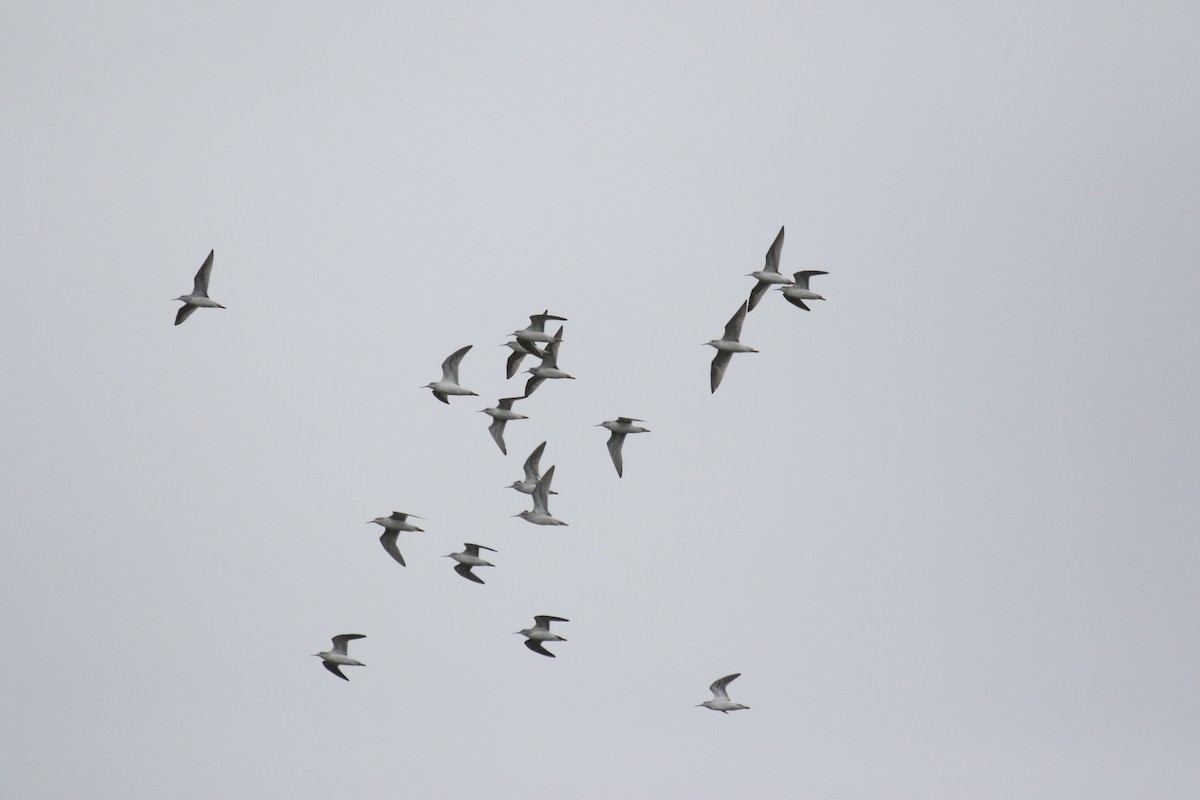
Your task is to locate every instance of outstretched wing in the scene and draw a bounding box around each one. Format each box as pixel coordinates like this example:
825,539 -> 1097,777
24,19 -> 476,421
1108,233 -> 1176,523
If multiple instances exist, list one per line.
454,562 -> 485,584
379,532 -> 406,566
323,661 -> 349,680
763,226 -> 784,274
464,543 -> 497,555
723,301 -> 748,341
506,349 -> 526,379
523,374 -> 545,398
174,304 -> 198,326
783,295 -> 810,311
488,418 -> 508,455
441,345 -> 473,383
747,280 -> 770,312
606,431 -> 626,478
533,615 -> 569,628
524,441 -> 547,482
193,250 -> 215,296
710,672 -> 740,700
792,269 -> 828,290
524,639 -> 555,657
533,465 -> 556,514
710,351 -> 733,393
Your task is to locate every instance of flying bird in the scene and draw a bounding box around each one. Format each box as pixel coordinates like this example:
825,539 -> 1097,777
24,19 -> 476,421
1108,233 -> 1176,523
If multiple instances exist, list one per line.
746,225 -> 792,312
313,634 -> 366,681
522,330 -> 572,397
513,464 -> 567,525
479,396 -> 529,455
510,310 -> 568,356
173,249 -> 225,325
776,270 -> 829,310
696,673 -> 750,713
515,615 -> 568,657
597,417 -> 650,478
444,543 -> 497,584
508,441 -> 558,495
423,345 -> 478,404
705,301 -> 758,393
368,511 -> 425,567
501,340 -> 536,379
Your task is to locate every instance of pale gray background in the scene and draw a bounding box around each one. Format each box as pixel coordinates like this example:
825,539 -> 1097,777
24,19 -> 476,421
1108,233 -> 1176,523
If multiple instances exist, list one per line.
2,2 -> 1198,798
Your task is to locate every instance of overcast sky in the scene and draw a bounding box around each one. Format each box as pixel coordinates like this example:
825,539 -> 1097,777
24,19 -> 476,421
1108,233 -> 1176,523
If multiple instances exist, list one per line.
2,2 -> 1199,798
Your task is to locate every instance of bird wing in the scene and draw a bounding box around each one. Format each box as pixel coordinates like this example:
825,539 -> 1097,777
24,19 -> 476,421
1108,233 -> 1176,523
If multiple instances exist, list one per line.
606,431 -> 626,478
441,345 -> 473,383
524,639 -> 555,657
783,295 -> 810,311
454,562 -> 485,584
174,304 -> 198,326
433,390 -> 449,404
331,634 -> 366,654
710,351 -> 733,393
540,340 -> 561,369
323,661 -> 350,680
506,349 -> 526,379
523,374 -> 545,398
488,418 -> 508,455
534,615 -> 569,628
464,543 -> 497,554
710,673 -> 740,700
723,301 -> 748,341
533,465 -> 556,514
192,249 -> 215,296
747,280 -> 770,312
529,311 -> 568,330
379,532 -> 406,566
763,226 -> 785,274
389,511 -> 423,522
498,396 -> 522,411
524,442 -> 547,482
792,269 -> 828,290
616,417 -> 644,424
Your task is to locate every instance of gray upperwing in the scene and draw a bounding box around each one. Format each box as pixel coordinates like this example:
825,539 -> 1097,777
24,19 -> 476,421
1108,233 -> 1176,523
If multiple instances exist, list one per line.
783,295 -> 810,311
442,345 -> 472,383
524,639 -> 555,657
454,562 -> 485,584
607,431 -> 626,477
488,418 -> 508,455
193,249 -> 215,296
379,532 -> 406,566
710,351 -> 733,393
723,301 -> 748,341
174,304 -> 198,326
323,661 -> 350,680
747,280 -> 769,312
763,225 -> 785,274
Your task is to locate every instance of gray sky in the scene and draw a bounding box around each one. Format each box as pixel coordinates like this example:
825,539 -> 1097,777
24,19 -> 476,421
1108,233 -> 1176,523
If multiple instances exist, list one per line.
2,2 -> 1199,797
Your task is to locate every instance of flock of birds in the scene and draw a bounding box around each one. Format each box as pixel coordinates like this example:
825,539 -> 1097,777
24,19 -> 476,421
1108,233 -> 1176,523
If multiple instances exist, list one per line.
173,225 -> 827,712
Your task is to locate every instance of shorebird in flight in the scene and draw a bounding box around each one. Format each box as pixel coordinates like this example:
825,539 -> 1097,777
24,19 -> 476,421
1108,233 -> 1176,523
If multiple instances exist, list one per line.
513,465 -> 567,525
705,301 -> 758,393
597,417 -> 650,478
522,331 -> 572,397
313,634 -> 366,681
424,345 -> 477,404
508,441 -> 557,495
515,615 -> 568,657
696,673 -> 750,713
510,310 -> 568,357
480,396 -> 529,455
777,270 -> 829,311
444,543 -> 497,584
746,225 -> 791,312
173,249 -> 225,325
368,511 -> 425,567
